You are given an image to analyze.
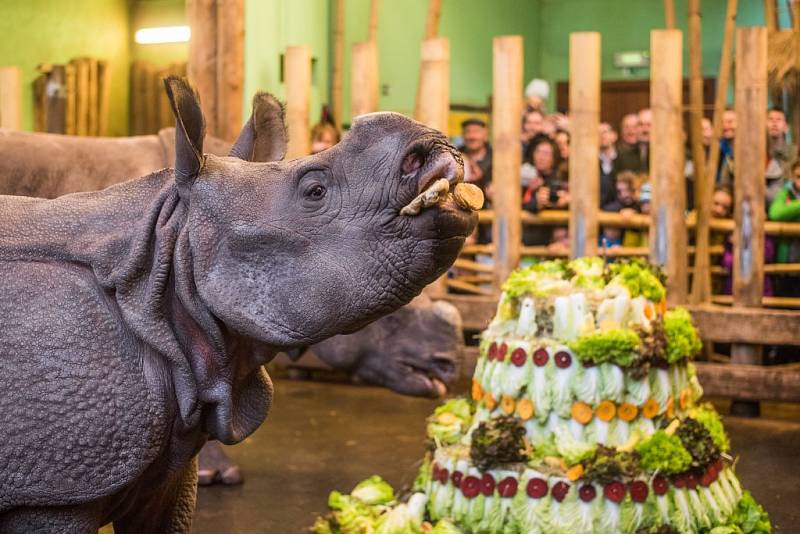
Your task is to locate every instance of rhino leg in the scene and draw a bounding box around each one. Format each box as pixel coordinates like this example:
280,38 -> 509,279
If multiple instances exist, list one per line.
0,502 -> 103,533
197,441 -> 243,486
113,458 -> 197,534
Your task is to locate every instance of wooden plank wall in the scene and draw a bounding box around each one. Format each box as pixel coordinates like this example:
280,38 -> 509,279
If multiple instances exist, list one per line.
32,58 -> 110,136
130,61 -> 187,136
0,66 -> 21,130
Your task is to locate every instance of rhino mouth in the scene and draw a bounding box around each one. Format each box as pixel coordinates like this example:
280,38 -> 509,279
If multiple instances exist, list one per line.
397,357 -> 454,397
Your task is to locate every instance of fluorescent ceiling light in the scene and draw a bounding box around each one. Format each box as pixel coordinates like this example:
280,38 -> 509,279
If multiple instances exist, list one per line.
135,26 -> 191,45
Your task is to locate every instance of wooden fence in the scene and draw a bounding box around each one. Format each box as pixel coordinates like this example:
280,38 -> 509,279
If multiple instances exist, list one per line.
431,30 -> 800,405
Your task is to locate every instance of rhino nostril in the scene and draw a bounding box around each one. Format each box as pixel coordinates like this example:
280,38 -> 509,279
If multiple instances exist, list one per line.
401,150 -> 425,176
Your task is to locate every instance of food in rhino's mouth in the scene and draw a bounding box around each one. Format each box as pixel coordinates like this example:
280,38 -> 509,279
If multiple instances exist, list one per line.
400,179 -> 484,216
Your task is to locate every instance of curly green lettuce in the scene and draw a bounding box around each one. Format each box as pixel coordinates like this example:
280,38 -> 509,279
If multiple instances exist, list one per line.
663,307 -> 702,363
501,263 -> 570,300
676,418 -> 720,469
568,328 -> 642,367
607,259 -> 666,302
690,404 -> 731,452
635,430 -> 692,474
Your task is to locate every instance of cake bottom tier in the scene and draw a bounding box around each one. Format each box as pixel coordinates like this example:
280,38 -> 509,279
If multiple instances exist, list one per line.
425,459 -> 747,534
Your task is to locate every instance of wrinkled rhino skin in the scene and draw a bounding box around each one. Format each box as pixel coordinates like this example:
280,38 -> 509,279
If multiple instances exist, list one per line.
0,78 -> 475,532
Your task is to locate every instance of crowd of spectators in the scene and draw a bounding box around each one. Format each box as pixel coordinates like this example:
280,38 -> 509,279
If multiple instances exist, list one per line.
455,81 -> 800,301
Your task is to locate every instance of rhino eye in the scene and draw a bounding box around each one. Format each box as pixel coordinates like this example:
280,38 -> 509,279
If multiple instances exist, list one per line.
305,184 -> 327,201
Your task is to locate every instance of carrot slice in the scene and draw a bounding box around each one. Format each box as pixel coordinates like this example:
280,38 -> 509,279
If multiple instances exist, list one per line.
658,297 -> 667,315
501,395 -> 516,415
618,402 -> 638,422
642,398 -> 660,419
644,302 -> 655,320
517,398 -> 535,420
566,464 -> 584,481
484,393 -> 497,411
679,388 -> 692,411
471,379 -> 483,402
665,396 -> 674,419
596,400 -> 617,422
571,401 -> 594,425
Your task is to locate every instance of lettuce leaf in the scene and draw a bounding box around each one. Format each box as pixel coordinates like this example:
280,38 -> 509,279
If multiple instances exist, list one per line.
351,475 -> 395,505
375,503 -> 424,534
607,259 -> 666,302
663,307 -> 702,363
569,329 -> 642,367
427,399 -> 474,446
554,424 -> 597,465
689,404 -> 731,452
636,430 -> 692,474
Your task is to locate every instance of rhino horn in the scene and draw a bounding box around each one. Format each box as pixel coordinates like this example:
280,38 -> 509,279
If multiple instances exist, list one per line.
163,76 -> 205,197
229,92 -> 287,162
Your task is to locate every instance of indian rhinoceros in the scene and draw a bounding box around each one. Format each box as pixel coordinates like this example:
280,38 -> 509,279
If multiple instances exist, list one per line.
0,96 -> 466,490
0,77 -> 476,532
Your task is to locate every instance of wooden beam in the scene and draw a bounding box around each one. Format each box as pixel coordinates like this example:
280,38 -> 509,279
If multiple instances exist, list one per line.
694,363 -> 800,403
705,0 -> 737,183
764,0 -> 779,33
664,0 -> 676,29
443,294 -> 496,330
733,28 -> 767,308
649,30 -> 688,305
64,63 -> 76,135
685,304 -> 800,345
0,66 -> 21,130
368,0 -> 380,43
87,58 -> 99,136
491,36 -> 524,287
331,0 -> 345,129
688,0 -> 710,304
285,45 -> 312,159
568,32 -> 601,258
350,41 -> 379,118
216,0 -> 245,142
415,38 -> 449,132
423,0 -> 442,39
97,60 -> 111,136
187,0 -> 219,137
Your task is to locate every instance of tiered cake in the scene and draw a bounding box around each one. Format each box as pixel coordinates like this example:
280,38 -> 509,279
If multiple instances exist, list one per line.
313,258 -> 771,534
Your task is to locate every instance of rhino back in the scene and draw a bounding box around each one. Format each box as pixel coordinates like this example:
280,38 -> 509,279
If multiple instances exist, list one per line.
0,129 -> 166,198
0,259 -> 167,512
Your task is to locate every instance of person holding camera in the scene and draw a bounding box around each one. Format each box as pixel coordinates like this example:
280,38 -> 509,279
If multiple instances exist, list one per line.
521,135 -> 569,246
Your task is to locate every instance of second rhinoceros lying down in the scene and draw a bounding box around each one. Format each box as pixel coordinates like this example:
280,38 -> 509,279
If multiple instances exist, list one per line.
0,77 -> 477,532
0,111 -> 464,400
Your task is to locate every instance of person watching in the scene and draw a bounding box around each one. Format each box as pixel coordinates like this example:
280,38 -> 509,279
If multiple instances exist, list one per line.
765,107 -> 796,204
310,123 -> 341,154
521,137 -> 567,246
616,113 -> 644,172
457,118 -> 492,194
637,108 -> 652,170
768,160 -> 800,297
599,122 -> 619,206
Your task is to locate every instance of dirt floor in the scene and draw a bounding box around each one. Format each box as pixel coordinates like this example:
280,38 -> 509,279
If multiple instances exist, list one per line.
193,377 -> 800,533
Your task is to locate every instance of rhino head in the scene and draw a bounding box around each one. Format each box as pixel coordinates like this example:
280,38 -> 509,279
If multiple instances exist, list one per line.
310,293 -> 464,397
166,78 -> 475,349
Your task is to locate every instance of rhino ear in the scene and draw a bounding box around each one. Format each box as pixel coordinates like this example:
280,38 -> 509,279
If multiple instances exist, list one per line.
229,92 -> 287,162
163,76 -> 205,194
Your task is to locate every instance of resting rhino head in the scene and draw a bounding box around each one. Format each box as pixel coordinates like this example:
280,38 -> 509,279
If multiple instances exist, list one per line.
168,78 -> 476,347
309,293 -> 464,397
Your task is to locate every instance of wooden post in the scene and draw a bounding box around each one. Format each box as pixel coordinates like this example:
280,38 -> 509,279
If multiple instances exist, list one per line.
97,60 -> 110,136
688,0 -> 710,304
64,63 -> 76,135
664,0 -> 676,29
705,0 -> 737,182
75,60 -> 89,136
368,0 -> 380,43
415,38 -> 449,132
87,58 -> 99,136
187,0 -> 219,137
47,65 -> 67,134
416,37 -> 450,296
350,41 -> 379,118
649,30 -> 687,305
216,0 -> 245,142
414,0 -> 443,119
0,66 -> 21,130
331,0 -> 344,129
731,27 -> 767,416
491,36 -> 523,287
569,32 -> 601,259
764,0 -> 779,33
285,45 -> 312,158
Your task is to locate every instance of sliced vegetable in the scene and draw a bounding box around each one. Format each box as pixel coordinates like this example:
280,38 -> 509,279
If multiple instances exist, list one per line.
551,481 -> 570,502
642,398 -> 660,419
566,464 -> 584,481
498,476 -> 518,498
527,478 -> 549,499
511,347 -> 527,367
517,398 -> 535,421
533,347 -> 549,366
471,379 -> 483,402
603,481 -> 626,503
578,484 -> 597,502
617,402 -> 638,422
629,480 -> 649,503
501,395 -> 516,415
571,401 -> 593,425
596,400 -> 617,422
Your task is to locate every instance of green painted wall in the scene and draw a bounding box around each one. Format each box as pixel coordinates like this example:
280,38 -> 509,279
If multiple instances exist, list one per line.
245,0 -> 331,125
536,0 -> 792,110
341,0 -> 542,124
131,0 -> 188,67
0,0 -> 130,135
